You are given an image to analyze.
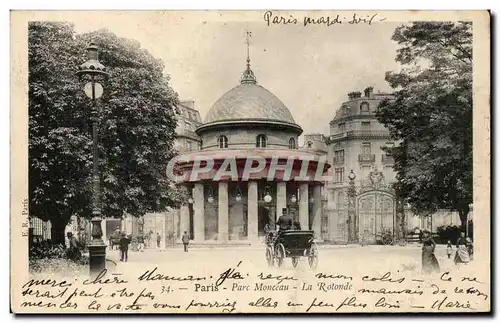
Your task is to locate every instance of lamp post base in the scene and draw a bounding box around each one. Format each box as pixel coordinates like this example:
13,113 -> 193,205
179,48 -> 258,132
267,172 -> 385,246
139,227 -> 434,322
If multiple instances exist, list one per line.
88,240 -> 107,275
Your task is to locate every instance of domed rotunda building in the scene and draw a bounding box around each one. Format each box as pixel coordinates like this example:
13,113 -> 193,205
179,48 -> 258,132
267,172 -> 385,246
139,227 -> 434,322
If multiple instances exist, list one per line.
175,57 -> 330,245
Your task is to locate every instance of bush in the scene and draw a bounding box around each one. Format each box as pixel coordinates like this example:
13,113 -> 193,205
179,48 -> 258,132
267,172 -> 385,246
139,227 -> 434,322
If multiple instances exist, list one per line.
29,241 -> 66,260
29,258 -> 86,275
29,240 -> 89,266
436,221 -> 473,244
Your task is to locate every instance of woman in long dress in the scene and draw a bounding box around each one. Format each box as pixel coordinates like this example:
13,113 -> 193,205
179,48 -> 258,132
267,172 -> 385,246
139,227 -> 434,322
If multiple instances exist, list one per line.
454,232 -> 470,265
421,231 -> 440,274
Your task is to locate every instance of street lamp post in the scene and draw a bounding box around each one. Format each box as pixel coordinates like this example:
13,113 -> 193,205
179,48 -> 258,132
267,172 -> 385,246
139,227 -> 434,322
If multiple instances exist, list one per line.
347,170 -> 357,243
290,193 -> 298,228
76,42 -> 109,275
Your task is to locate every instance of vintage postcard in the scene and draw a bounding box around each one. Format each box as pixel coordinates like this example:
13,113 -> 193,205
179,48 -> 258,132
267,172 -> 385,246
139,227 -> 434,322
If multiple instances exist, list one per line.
10,10 -> 490,314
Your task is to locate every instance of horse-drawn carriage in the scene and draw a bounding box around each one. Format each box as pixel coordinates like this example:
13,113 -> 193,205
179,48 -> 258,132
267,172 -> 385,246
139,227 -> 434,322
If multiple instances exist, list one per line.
265,230 -> 318,269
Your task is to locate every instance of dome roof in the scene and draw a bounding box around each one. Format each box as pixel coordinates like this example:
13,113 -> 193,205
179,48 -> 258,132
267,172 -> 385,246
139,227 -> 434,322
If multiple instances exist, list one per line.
204,83 -> 297,125
197,53 -> 302,134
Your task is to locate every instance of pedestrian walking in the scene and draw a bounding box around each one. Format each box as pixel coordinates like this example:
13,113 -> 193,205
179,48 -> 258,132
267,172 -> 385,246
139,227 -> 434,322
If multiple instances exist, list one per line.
421,230 -> 440,275
446,240 -> 453,259
182,231 -> 190,252
156,233 -> 161,248
137,234 -> 145,251
119,233 -> 131,262
466,237 -> 474,261
454,232 -> 470,266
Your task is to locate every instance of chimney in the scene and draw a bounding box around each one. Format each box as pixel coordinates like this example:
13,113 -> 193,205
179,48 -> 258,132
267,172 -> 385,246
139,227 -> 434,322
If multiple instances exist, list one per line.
364,86 -> 374,98
348,91 -> 362,100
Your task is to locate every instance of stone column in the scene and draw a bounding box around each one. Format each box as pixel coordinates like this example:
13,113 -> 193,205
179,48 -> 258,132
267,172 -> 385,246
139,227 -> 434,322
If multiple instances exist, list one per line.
299,183 -> 309,230
276,182 -> 287,228
312,184 -> 322,240
102,219 -> 107,244
247,181 -> 258,243
193,183 -> 205,242
179,205 -> 190,241
218,182 -> 229,243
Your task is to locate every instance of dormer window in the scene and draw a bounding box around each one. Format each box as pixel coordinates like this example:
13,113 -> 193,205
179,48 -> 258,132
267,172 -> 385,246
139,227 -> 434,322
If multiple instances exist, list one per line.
288,137 -> 296,149
360,102 -> 370,114
256,134 -> 267,148
218,135 -> 228,149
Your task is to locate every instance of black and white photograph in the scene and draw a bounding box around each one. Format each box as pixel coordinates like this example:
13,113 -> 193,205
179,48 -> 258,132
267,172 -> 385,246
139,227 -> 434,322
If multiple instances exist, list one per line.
10,10 -> 490,314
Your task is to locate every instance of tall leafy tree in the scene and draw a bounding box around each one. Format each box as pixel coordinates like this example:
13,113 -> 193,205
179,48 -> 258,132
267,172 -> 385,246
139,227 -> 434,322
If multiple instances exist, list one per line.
29,22 -> 181,244
376,22 -> 472,229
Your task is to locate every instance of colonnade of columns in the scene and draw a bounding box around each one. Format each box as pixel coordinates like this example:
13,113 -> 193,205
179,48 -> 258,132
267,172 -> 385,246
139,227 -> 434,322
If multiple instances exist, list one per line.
179,181 -> 323,244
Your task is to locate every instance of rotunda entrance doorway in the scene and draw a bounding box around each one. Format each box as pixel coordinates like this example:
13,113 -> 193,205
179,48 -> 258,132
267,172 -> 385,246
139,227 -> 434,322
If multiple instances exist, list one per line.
258,205 -> 275,236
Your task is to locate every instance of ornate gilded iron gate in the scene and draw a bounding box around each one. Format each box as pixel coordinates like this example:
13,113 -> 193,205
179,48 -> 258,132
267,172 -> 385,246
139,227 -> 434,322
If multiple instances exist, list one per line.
356,168 -> 395,244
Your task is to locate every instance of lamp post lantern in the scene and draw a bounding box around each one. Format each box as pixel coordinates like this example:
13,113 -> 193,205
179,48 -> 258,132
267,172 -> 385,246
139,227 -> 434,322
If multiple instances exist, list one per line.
76,42 -> 109,275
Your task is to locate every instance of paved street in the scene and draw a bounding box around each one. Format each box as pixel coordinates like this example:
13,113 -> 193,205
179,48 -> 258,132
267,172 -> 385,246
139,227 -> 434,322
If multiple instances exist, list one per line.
107,243 -> 463,278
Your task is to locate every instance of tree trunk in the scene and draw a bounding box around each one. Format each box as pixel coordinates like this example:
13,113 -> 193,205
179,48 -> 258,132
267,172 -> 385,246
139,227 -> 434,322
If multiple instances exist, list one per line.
458,208 -> 469,232
51,220 -> 67,246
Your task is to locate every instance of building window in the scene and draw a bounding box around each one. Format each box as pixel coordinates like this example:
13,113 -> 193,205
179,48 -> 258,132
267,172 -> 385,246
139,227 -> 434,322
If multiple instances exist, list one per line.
342,105 -> 348,115
218,135 -> 228,149
362,142 -> 371,155
338,123 -> 346,132
360,102 -> 370,114
288,137 -> 296,149
361,121 -> 371,129
384,142 -> 395,156
256,134 -> 267,148
334,150 -> 344,163
187,140 -> 192,151
335,168 -> 344,183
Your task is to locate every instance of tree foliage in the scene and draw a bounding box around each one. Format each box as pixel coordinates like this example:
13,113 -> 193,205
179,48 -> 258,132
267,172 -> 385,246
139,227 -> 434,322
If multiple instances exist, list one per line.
376,22 -> 473,228
29,22 -> 182,242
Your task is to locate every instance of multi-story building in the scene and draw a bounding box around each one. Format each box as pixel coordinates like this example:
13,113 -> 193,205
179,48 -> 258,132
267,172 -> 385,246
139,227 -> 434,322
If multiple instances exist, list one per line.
174,100 -> 203,153
323,87 -> 464,243
324,87 -> 397,243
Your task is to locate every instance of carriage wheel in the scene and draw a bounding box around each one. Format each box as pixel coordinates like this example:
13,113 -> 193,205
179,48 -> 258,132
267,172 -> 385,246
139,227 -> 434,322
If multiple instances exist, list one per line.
382,234 -> 393,246
266,246 -> 274,267
292,257 -> 299,268
275,244 -> 285,268
308,242 -> 318,269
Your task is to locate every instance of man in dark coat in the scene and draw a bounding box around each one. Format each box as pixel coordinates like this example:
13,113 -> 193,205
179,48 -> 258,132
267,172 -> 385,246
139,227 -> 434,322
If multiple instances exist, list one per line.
182,231 -> 190,252
277,208 -> 292,232
156,233 -> 161,248
119,233 -> 131,262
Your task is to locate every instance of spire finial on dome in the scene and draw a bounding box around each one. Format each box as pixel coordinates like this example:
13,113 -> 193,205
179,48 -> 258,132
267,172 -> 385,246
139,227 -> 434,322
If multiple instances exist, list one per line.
241,28 -> 257,84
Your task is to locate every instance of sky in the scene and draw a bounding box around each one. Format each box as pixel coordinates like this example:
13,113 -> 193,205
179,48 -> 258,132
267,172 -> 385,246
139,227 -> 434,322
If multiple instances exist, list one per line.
69,11 -> 403,139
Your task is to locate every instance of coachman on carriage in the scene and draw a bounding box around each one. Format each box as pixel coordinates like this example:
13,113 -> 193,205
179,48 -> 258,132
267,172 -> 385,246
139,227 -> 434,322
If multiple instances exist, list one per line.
264,208 -> 318,269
